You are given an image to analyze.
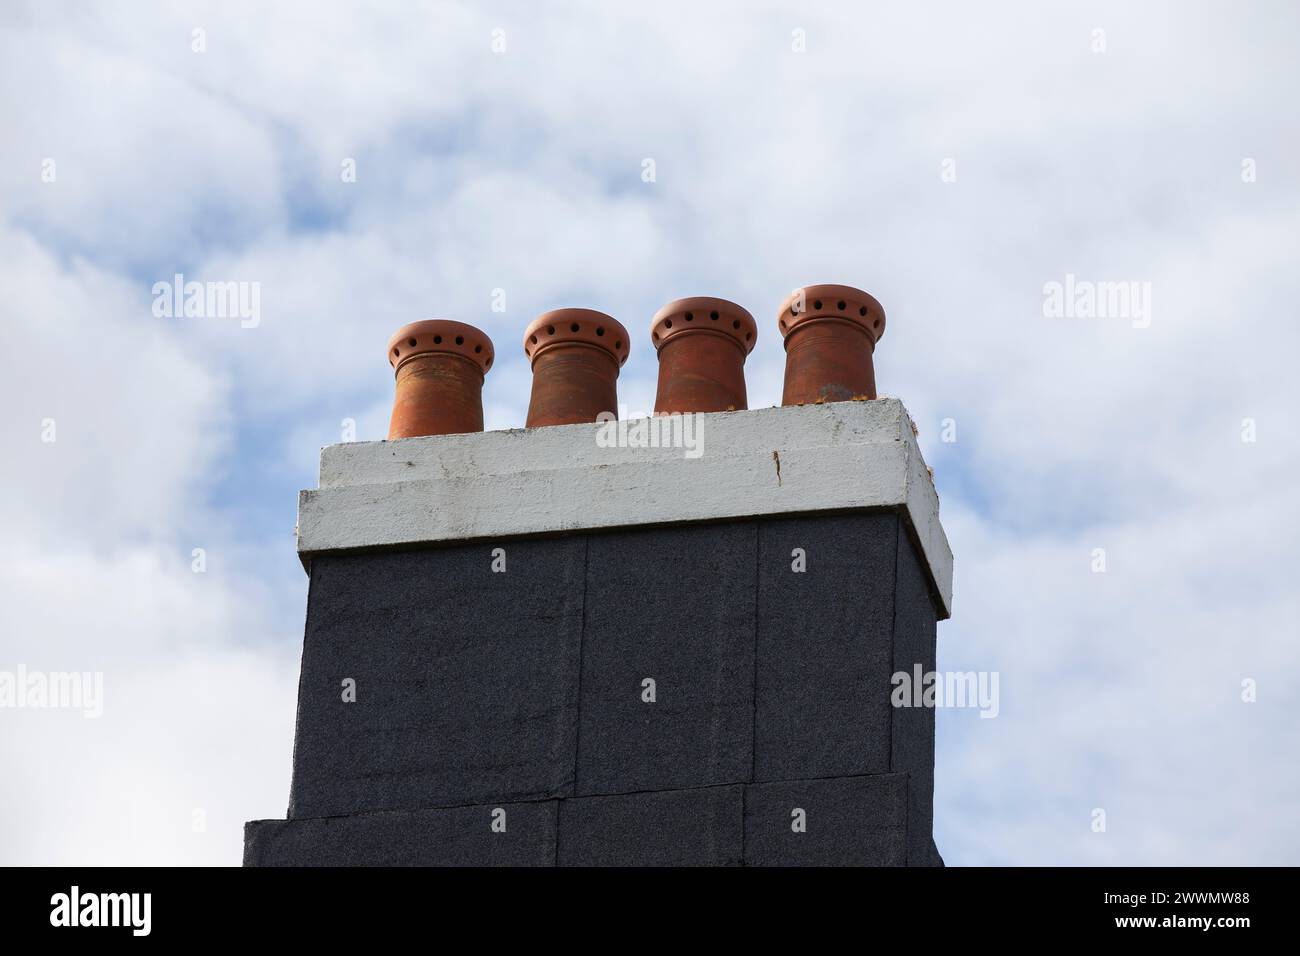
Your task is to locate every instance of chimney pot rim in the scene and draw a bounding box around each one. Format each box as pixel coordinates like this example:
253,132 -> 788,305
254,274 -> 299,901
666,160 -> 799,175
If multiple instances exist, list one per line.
523,308 -> 630,367
650,296 -> 757,354
778,284 -> 886,343
387,319 -> 495,374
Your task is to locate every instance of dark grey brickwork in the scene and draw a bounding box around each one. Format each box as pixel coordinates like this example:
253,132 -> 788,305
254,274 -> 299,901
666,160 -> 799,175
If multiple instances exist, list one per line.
288,536 -> 585,818
754,512 -> 896,781
891,525 -> 940,866
244,800 -> 557,867
743,773 -> 909,867
252,510 -> 943,866
576,523 -> 755,796
558,785 -> 744,866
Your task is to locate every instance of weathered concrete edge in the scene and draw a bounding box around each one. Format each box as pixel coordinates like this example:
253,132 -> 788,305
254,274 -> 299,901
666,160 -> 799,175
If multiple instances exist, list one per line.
899,413 -> 953,614
318,399 -> 911,487
297,427 -> 954,619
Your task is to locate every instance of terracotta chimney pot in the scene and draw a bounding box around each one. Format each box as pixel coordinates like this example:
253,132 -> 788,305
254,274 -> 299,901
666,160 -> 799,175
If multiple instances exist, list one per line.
386,320 -> 494,439
523,309 -> 630,428
651,296 -> 756,414
778,284 -> 885,406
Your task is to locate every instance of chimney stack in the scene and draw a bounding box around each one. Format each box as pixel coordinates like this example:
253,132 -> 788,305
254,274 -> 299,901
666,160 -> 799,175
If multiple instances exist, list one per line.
651,297 -> 756,413
248,289 -> 950,868
779,284 -> 884,405
386,320 -> 494,439
523,309 -> 629,428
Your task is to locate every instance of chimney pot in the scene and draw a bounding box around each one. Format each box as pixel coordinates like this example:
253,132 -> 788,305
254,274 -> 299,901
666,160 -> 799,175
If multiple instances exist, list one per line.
386,319 -> 494,439
778,284 -> 884,406
523,309 -> 630,427
651,296 -> 756,414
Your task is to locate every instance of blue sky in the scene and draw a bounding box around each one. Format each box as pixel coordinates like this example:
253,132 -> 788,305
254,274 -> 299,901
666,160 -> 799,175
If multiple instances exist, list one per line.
1,0 -> 1297,864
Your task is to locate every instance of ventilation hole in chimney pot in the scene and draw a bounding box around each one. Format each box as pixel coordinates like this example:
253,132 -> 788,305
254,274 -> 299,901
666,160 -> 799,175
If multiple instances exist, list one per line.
745,332 -> 752,341
685,312 -> 694,321
665,320 -> 673,329
652,332 -> 660,343
873,318 -> 881,329
530,334 -> 538,345
615,339 -> 623,349
433,335 -> 443,344
570,323 -> 580,333
392,347 -> 400,357
732,320 -> 740,329
859,306 -> 868,317
455,335 -> 464,346
485,357 -> 492,368
837,301 -> 846,310
780,320 -> 787,331
710,310 -> 719,320
408,337 -> 417,347
813,300 -> 823,310
596,326 -> 605,336
474,344 -> 482,353
546,325 -> 555,335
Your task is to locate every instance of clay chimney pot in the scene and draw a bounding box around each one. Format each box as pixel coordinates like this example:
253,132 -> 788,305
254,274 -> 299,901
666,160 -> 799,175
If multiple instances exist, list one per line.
523,308 -> 630,427
778,284 -> 884,406
386,319 -> 494,439
651,296 -> 756,414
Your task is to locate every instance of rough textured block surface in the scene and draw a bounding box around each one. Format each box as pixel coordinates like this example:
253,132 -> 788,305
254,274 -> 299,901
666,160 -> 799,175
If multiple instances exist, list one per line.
743,773 -> 909,866
576,523 -> 756,796
244,800 -> 557,867
890,529 -> 940,866
754,512 -> 897,781
558,785 -> 743,866
288,536 -> 585,818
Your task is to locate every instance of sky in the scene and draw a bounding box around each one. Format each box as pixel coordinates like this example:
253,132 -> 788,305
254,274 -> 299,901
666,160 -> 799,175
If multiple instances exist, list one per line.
1,0 -> 1297,865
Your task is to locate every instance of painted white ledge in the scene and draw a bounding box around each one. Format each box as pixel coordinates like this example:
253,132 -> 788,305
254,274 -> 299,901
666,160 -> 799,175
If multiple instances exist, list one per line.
298,399 -> 953,618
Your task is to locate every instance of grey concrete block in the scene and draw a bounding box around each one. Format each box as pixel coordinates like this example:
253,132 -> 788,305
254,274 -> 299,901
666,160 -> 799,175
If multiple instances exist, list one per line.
288,535 -> 585,818
575,523 -> 756,796
891,530 -> 940,866
753,513 -> 897,782
744,774 -> 909,866
558,785 -> 743,867
244,800 -> 557,866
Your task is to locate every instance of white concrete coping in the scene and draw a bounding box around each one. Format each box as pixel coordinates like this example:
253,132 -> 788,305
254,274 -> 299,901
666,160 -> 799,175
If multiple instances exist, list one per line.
297,398 -> 953,618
